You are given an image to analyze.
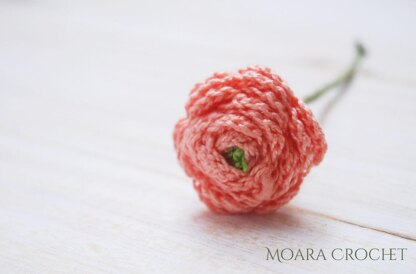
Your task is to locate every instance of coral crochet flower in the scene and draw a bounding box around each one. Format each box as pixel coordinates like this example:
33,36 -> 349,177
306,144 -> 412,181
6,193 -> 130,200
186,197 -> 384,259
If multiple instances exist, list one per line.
174,66 -> 327,214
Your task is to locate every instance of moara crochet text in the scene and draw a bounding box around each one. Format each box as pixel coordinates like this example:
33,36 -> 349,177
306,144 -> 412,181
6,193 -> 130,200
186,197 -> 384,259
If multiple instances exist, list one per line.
265,247 -> 407,263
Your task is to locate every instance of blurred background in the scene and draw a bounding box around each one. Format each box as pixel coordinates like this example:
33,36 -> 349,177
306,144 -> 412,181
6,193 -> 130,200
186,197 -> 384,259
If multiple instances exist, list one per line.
0,0 -> 415,273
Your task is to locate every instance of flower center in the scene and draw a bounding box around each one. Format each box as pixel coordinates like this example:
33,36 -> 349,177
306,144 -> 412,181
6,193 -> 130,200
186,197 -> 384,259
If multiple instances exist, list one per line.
224,147 -> 249,172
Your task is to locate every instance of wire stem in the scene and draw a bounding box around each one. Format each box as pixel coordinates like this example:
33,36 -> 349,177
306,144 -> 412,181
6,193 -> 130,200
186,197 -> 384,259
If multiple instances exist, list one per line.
303,43 -> 366,104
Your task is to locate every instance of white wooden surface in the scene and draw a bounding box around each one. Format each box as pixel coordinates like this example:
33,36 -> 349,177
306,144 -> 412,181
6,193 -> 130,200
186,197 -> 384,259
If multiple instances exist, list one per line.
0,0 -> 415,273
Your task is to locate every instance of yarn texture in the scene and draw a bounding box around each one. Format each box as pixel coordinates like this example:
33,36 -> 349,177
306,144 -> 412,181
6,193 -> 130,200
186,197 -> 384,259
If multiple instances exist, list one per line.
173,66 -> 327,214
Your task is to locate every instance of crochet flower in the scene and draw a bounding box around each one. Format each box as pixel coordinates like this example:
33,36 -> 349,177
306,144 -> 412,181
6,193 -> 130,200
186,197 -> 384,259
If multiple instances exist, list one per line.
173,66 -> 327,214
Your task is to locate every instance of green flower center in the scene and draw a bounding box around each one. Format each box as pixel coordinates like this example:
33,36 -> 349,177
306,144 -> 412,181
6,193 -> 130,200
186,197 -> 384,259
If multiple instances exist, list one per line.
224,147 -> 249,172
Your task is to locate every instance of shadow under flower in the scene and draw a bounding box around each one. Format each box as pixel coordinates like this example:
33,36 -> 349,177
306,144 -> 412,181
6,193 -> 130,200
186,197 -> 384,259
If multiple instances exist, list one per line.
186,205 -> 335,259
191,205 -> 312,237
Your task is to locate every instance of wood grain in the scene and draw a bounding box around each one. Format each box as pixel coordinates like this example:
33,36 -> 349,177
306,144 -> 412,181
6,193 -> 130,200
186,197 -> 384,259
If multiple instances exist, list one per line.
0,0 -> 415,273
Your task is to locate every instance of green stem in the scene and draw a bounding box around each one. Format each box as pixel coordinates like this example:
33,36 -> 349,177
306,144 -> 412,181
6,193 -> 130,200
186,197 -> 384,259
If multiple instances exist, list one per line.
303,43 -> 366,104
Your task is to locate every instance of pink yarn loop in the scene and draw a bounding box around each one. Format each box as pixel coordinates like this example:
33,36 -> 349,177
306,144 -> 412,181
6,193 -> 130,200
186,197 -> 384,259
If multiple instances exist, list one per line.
174,66 -> 327,214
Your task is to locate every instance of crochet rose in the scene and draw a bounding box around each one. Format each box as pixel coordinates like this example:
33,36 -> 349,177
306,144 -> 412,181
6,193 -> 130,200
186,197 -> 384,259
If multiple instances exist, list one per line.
173,66 -> 327,213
